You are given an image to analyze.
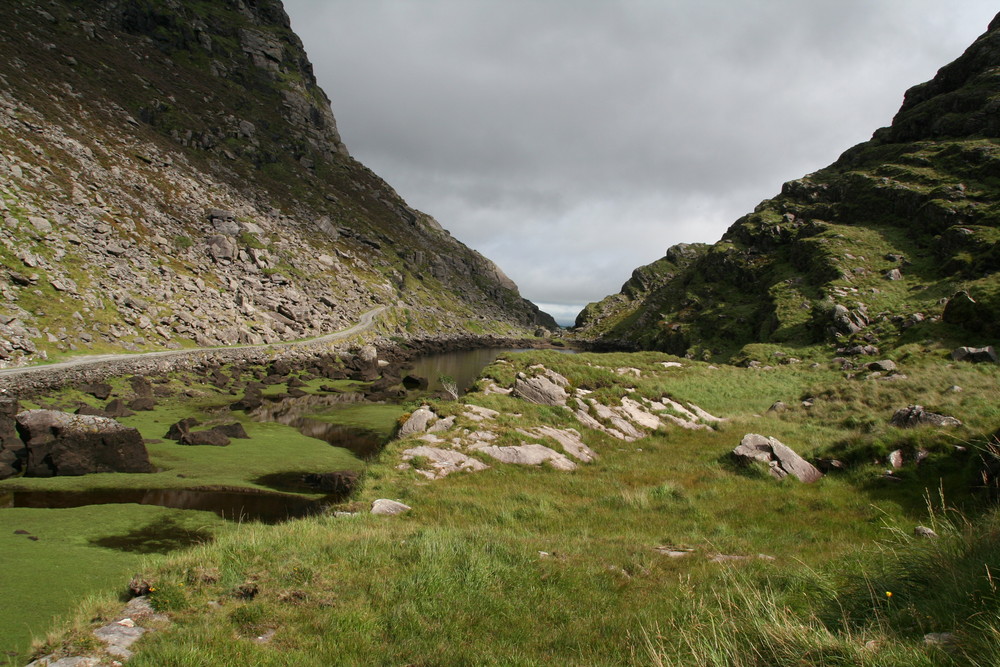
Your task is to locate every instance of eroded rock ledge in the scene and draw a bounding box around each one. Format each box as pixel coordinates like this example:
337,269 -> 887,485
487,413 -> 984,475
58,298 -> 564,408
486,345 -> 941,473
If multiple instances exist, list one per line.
392,361 -> 725,479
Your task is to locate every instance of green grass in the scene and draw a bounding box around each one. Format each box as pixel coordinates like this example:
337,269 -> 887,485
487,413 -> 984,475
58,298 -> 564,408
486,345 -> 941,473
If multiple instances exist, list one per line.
17,350 -> 1000,665
0,373 -> 377,664
640,499 -> 1000,666
1,395 -> 362,496
0,504 -> 229,663
300,402 -> 408,441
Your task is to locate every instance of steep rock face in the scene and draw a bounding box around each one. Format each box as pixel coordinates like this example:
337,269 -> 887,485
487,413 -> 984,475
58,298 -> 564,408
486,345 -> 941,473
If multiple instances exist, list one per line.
576,14 -> 1000,360
0,1 -> 553,367
574,242 -> 708,346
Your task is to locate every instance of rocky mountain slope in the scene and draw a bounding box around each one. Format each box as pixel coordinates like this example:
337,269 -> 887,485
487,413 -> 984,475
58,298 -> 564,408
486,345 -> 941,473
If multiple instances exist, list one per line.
576,13 -> 1000,362
0,0 -> 554,368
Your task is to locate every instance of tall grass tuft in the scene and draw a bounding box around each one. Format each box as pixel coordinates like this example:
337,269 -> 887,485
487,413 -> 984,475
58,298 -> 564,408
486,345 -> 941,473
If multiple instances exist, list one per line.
828,499 -> 1000,657
641,502 -> 1000,666
637,566 -> 936,667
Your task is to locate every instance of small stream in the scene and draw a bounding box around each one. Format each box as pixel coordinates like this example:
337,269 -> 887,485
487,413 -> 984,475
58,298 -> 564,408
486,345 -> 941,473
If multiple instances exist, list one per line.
249,391 -> 385,460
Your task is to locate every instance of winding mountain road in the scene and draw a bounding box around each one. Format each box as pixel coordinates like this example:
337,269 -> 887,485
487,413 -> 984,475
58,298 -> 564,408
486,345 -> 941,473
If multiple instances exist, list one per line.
0,306 -> 386,380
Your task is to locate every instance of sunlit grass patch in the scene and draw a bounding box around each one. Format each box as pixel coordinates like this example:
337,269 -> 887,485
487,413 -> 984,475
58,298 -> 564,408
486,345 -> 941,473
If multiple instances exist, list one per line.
1,504 -> 228,662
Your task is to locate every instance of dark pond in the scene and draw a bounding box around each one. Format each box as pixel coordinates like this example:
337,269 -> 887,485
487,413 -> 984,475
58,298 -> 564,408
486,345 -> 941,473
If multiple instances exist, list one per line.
250,391 -> 385,460
406,346 -> 577,395
3,488 -> 335,524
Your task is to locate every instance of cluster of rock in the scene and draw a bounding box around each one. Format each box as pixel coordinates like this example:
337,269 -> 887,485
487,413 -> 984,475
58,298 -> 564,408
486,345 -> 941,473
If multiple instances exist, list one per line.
500,363 -> 724,441
390,357 -> 975,486
395,403 -> 594,479
165,417 -> 249,447
388,360 -> 863,489
875,405 -> 966,478
0,399 -> 151,480
28,595 -> 168,666
392,361 -> 726,480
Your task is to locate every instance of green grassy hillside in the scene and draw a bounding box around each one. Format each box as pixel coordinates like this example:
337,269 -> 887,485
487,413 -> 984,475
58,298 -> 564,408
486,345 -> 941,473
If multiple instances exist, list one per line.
575,14 -> 1000,363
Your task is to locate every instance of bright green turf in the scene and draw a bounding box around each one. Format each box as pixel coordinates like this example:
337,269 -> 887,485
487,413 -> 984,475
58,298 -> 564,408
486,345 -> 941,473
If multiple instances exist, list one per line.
0,504 -> 229,663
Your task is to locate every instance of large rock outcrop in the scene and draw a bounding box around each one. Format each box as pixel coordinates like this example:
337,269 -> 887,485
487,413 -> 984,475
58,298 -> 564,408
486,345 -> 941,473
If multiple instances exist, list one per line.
732,433 -> 823,483
0,398 -> 26,479
512,369 -> 570,406
575,13 -> 1000,360
15,409 -> 153,477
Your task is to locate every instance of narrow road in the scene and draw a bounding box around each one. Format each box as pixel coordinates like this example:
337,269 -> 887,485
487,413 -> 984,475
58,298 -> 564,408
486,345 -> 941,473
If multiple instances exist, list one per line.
0,306 -> 386,379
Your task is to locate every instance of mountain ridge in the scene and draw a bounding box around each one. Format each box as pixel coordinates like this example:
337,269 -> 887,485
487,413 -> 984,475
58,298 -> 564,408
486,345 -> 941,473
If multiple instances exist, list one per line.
0,0 -> 555,369
575,12 -> 1000,362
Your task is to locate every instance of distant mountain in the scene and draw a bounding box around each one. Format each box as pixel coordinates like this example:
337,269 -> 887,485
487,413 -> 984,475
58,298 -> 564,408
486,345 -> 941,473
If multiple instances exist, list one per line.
0,0 -> 554,367
575,13 -> 1000,362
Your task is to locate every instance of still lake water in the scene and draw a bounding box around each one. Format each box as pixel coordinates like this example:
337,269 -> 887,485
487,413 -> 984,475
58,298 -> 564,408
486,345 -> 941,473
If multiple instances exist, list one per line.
6,488 -> 326,524
249,390 -> 386,460
407,346 -> 576,395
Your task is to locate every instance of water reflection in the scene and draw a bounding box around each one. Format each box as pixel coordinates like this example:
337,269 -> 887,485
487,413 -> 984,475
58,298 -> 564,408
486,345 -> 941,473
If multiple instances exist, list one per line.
4,488 -> 333,523
249,392 -> 384,459
406,347 -> 576,395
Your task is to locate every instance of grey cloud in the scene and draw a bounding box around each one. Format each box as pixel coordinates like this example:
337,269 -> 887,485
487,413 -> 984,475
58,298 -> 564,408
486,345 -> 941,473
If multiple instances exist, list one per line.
284,0 -> 997,323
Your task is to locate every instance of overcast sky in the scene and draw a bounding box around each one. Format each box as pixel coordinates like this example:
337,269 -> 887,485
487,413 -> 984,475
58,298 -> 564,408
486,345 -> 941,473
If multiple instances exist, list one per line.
282,1 -> 997,325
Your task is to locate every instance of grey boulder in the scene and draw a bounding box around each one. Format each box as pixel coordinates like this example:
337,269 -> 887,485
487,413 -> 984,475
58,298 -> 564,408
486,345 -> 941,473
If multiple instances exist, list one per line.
889,405 -> 962,428
512,370 -> 569,406
398,405 -> 436,437
732,433 -> 823,483
371,499 -> 411,516
951,346 -> 997,363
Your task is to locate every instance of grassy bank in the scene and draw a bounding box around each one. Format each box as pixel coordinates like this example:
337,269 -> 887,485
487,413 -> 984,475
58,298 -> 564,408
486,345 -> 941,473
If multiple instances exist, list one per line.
2,375 -> 368,495
24,348 -> 1000,664
0,505 -> 230,662
0,370 -> 381,664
